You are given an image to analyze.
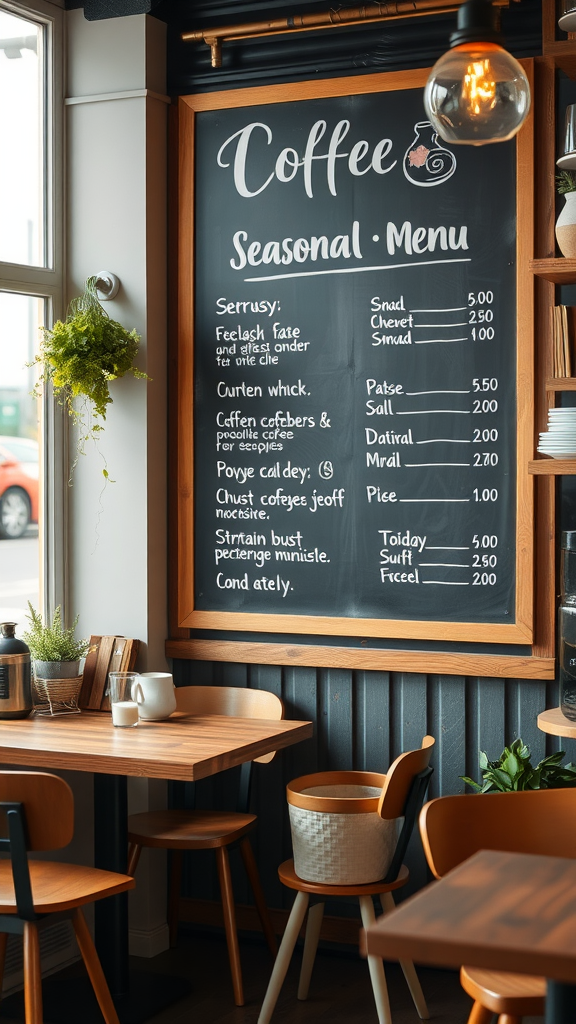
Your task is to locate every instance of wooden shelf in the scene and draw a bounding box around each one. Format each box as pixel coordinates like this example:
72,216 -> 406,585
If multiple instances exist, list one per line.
529,459 -> 576,474
530,258 -> 576,283
546,377 -> 576,390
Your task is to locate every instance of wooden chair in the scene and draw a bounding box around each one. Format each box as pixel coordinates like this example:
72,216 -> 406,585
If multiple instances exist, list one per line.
419,788 -> 576,1024
126,684 -> 283,1006
0,770 -> 134,1024
257,736 -> 435,1024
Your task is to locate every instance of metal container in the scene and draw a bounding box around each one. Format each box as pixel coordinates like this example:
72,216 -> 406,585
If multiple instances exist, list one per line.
557,105 -> 576,169
559,0 -> 576,32
0,622 -> 32,719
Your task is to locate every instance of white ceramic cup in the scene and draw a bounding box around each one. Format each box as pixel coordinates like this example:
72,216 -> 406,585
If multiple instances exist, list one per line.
108,672 -> 140,728
131,672 -> 176,721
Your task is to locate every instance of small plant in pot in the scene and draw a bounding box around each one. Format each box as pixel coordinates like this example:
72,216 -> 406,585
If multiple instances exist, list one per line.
32,276 -> 149,481
23,603 -> 91,681
461,738 -> 576,792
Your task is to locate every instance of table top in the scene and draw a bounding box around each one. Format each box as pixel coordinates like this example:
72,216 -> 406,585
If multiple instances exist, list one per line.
538,706 -> 576,739
0,711 -> 313,781
364,849 -> 576,984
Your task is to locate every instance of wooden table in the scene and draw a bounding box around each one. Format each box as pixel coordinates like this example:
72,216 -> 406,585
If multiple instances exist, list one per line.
0,709 -> 312,779
363,849 -> 576,1024
0,710 -> 313,1023
538,706 -> 576,739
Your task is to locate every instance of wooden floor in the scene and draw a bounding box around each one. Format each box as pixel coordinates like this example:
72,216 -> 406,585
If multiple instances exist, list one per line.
0,927 -> 546,1023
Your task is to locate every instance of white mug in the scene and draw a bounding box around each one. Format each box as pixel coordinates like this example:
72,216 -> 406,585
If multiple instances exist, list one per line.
131,672 -> 176,721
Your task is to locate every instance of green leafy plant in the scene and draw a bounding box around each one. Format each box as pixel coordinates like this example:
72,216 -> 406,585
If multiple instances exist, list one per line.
22,602 -> 91,663
557,169 -> 576,195
32,276 -> 149,478
461,738 -> 576,793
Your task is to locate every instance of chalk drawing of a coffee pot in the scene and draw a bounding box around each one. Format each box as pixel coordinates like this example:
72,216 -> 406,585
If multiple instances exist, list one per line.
403,121 -> 456,187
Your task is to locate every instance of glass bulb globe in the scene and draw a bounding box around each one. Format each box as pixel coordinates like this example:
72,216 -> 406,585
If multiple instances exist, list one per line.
424,42 -> 530,145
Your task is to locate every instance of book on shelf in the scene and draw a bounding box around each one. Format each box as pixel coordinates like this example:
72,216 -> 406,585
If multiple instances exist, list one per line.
552,304 -> 575,378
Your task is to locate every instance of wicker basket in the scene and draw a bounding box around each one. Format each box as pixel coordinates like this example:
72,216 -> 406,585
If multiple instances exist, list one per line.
33,675 -> 83,716
287,770 -> 401,885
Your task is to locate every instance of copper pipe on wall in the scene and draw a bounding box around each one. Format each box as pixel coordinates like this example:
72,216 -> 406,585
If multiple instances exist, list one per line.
183,0 -> 514,68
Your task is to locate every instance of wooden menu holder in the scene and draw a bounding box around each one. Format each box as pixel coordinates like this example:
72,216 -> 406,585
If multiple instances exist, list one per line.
78,636 -> 140,711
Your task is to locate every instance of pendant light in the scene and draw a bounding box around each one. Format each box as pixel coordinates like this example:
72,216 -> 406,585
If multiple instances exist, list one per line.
423,0 -> 530,146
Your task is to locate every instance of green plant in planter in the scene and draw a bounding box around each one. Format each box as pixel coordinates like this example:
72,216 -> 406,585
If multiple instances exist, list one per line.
461,738 -> 576,793
33,276 -> 149,478
22,602 -> 91,664
557,169 -> 576,195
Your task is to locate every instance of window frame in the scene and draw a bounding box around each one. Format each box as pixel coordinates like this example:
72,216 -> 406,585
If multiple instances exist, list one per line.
0,0 -> 66,619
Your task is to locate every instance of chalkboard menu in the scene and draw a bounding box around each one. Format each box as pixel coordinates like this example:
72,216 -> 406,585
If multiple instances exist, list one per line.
176,70 -> 534,646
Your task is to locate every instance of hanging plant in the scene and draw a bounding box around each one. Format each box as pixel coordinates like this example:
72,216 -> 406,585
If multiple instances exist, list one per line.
32,276 -> 149,478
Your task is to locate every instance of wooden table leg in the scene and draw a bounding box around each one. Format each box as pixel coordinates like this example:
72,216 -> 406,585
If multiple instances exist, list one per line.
546,982 -> 576,1024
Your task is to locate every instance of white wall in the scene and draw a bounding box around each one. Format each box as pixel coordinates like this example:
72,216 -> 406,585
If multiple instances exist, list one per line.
65,8 -> 170,955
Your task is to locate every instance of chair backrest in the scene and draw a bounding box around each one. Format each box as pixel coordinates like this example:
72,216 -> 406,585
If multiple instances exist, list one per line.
378,735 -> 435,819
420,787 -> 576,879
378,736 -> 435,885
175,685 -> 283,764
0,771 -> 74,851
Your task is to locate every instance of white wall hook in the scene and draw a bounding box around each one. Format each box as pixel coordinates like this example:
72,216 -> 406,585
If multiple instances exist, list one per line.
95,271 -> 120,301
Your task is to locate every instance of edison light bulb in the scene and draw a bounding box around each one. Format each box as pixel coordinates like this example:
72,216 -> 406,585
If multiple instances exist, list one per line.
424,4 -> 530,146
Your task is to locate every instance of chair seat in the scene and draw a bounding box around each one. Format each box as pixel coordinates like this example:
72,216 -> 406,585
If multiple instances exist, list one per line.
0,860 -> 134,915
128,809 -> 258,850
277,858 -> 409,896
461,966 -> 546,1014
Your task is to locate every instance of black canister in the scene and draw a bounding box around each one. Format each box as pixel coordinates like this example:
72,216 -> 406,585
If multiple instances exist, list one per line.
0,623 -> 32,719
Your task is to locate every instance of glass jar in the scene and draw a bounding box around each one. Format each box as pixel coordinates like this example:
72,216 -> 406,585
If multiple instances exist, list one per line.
560,531 -> 576,720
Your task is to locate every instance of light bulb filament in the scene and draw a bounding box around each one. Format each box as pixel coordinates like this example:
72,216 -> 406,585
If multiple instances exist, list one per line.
462,59 -> 497,118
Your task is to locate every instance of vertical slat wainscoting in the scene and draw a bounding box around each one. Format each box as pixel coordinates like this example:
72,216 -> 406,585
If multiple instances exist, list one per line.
172,661 -> 562,918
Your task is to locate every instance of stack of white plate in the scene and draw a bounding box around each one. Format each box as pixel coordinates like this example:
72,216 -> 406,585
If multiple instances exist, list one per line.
538,408 -> 576,458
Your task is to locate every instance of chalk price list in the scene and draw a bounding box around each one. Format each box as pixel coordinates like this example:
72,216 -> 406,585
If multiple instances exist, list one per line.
366,287 -> 508,596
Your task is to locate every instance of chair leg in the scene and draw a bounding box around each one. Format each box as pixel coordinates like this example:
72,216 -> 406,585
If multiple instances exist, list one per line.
497,1017 -> 522,1024
72,908 -> 121,1024
127,841 -> 142,877
257,890 -> 309,1024
215,845 -> 244,1006
0,932 -> 8,1001
359,895 -> 392,1024
168,851 -> 183,948
466,1003 -> 494,1024
297,901 -> 324,1001
239,837 -> 278,957
380,892 -> 429,1019
23,922 -> 42,1024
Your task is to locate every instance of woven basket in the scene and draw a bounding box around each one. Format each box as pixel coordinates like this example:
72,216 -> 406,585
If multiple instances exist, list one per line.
287,771 -> 400,885
33,676 -> 83,716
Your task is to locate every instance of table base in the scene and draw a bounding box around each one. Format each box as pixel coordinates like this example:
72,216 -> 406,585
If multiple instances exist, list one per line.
0,970 -> 192,1024
547,981 -> 576,1024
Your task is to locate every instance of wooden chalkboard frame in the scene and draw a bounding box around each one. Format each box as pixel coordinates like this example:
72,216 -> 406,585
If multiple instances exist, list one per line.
171,63 -> 546,670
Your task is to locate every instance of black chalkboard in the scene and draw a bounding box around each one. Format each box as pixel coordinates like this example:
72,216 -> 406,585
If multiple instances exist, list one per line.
182,71 -> 534,644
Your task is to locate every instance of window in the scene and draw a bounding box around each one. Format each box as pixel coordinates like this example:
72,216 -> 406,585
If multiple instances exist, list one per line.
0,0 -> 64,635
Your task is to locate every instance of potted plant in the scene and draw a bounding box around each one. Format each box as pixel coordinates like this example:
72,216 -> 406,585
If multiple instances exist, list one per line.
461,738 -> 576,792
23,602 -> 91,680
32,276 -> 149,478
556,170 -> 576,258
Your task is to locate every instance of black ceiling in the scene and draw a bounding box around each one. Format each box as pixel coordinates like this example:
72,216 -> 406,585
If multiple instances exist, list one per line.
64,0 -> 542,95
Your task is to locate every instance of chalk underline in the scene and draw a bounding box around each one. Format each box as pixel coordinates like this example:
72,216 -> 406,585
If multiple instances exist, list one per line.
243,256 -> 472,282
422,581 -> 470,585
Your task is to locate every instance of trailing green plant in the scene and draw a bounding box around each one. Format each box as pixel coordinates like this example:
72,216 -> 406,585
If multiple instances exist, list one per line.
22,602 -> 91,663
32,276 -> 149,478
461,738 -> 576,793
557,169 -> 576,195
